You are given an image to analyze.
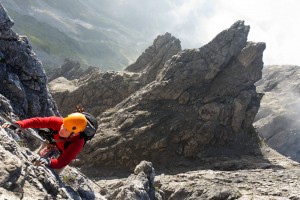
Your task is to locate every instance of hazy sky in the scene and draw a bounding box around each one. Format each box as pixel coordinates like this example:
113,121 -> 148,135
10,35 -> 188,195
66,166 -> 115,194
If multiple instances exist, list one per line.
3,0 -> 298,66
155,0 -> 299,66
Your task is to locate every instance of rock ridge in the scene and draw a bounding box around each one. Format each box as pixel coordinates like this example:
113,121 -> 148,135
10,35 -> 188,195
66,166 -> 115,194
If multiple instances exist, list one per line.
73,20 -> 267,175
49,32 -> 182,117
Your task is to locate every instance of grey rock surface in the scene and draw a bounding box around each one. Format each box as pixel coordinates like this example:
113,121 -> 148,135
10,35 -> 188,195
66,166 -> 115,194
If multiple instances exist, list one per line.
73,20 -> 266,175
2,119 -> 300,200
97,145 -> 300,199
49,70 -> 140,117
49,32 -> 181,117
254,65 -> 300,162
0,125 -> 163,199
0,4 -> 58,118
0,127 -> 106,199
47,58 -> 98,82
104,161 -> 161,200
125,32 -> 182,85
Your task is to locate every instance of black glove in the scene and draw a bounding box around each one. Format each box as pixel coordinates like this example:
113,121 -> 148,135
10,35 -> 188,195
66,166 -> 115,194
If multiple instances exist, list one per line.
2,123 -> 20,130
32,157 -> 51,166
39,157 -> 51,166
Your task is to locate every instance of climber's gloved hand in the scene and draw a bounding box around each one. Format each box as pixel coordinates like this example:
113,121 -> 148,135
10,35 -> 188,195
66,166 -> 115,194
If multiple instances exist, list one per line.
1,122 -> 20,130
32,157 -> 51,166
39,157 -> 51,166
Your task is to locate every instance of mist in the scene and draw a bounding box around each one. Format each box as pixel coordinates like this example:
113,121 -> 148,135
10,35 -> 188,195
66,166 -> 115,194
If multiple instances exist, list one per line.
83,0 -> 300,66
2,0 -> 300,68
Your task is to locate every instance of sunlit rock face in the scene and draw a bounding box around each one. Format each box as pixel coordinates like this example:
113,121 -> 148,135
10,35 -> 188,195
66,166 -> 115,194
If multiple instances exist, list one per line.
49,32 -> 182,117
71,20 -> 266,175
255,65 -> 300,162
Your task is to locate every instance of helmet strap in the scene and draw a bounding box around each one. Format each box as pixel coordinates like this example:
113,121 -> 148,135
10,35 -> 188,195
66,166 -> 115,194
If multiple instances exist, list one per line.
68,132 -> 74,139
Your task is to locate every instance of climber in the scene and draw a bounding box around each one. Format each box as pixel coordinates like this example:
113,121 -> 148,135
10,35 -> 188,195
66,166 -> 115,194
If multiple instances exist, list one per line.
1,112 -> 88,174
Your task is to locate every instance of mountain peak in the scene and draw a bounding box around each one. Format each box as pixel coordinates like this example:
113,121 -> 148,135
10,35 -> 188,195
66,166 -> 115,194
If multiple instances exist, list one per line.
0,4 -> 14,30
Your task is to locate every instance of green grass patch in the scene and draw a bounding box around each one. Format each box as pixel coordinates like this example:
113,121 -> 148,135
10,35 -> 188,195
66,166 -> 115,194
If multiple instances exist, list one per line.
6,8 -> 136,69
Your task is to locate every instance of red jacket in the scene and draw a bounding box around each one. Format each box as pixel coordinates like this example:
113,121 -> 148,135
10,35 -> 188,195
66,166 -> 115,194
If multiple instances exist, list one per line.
16,116 -> 85,169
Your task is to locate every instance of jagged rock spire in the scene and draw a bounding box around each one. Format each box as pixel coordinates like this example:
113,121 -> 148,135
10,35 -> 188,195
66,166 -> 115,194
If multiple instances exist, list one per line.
76,20 -> 266,175
49,33 -> 181,117
0,4 -> 14,31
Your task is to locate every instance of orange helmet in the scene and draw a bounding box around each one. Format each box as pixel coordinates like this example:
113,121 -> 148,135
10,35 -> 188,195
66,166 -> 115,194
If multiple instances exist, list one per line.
63,112 -> 87,132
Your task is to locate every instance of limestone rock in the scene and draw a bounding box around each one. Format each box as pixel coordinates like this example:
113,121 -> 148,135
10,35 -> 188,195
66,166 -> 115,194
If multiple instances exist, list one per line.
254,65 -> 300,162
49,70 -> 141,117
0,4 -> 13,31
0,127 -> 107,199
47,58 -> 98,82
106,161 -> 161,200
48,77 -> 78,93
98,146 -> 300,200
49,33 -> 181,117
76,20 -> 265,175
126,32 -> 181,85
0,4 -> 58,118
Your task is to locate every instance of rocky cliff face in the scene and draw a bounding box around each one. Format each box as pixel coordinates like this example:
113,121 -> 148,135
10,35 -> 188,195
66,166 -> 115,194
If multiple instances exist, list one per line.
2,119 -> 300,199
70,20 -> 266,175
254,65 -> 300,162
49,32 -> 181,117
0,4 -> 158,192
0,124 -> 164,199
0,4 -> 58,118
50,20 -> 266,175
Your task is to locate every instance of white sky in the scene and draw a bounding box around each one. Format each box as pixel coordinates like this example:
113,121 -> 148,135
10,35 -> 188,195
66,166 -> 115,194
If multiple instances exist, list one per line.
163,0 -> 300,66
3,0 -> 298,66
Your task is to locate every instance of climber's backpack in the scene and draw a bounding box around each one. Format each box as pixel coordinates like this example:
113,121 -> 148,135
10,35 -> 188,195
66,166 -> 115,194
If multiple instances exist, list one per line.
80,112 -> 98,144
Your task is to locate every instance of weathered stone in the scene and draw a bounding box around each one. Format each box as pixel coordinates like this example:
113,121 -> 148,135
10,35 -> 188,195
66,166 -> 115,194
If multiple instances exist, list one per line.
126,32 -> 182,85
254,65 -> 300,162
97,146 -> 300,199
106,161 -> 160,200
0,145 -> 21,190
0,4 -> 58,118
47,58 -> 98,82
0,128 -> 108,199
49,33 -> 181,117
77,20 -> 265,175
0,4 -> 13,31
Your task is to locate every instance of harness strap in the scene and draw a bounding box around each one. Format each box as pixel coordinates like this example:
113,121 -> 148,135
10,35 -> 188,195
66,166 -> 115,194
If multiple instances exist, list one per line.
52,139 -> 66,143
38,128 -> 77,150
